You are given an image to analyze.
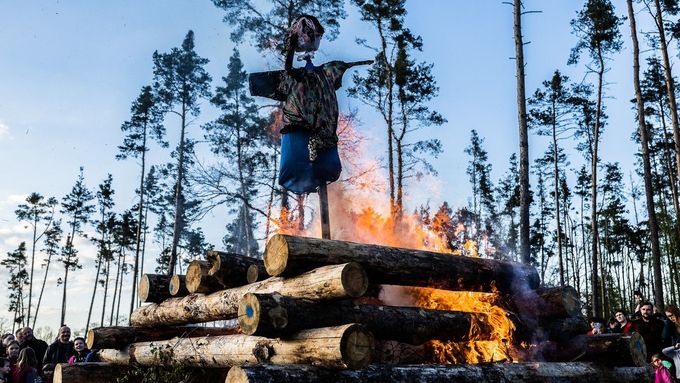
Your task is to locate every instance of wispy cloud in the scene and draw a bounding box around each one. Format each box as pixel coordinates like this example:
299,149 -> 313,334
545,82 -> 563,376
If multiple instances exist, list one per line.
0,120 -> 10,141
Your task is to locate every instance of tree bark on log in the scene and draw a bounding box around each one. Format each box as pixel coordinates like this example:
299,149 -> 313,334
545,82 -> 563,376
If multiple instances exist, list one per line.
512,286 -> 581,319
225,363 -> 653,383
99,324 -> 374,369
169,274 -> 189,296
54,363 -> 229,383
520,333 -> 647,367
238,293 -> 492,344
264,235 -> 539,293
536,316 -> 590,343
207,250 -> 266,286
130,263 -> 368,327
54,363 -> 135,383
186,260 -> 223,294
138,274 -> 172,303
572,333 -> 647,366
86,325 -> 240,350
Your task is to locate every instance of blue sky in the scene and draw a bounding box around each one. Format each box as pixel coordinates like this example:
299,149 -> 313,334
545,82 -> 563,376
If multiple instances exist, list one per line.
0,1 -> 650,333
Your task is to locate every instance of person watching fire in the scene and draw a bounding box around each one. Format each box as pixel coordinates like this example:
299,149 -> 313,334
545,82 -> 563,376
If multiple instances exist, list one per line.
632,302 -> 665,360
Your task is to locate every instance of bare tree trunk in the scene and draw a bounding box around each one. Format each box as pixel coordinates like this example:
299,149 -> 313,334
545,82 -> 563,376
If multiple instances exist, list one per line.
514,0 -> 531,266
27,214 -> 38,326
109,250 -> 121,326
169,107 -> 187,275
130,127 -> 148,315
60,234 -> 74,326
101,248 -> 111,326
85,247 -> 104,332
628,0 -> 664,313
115,251 -> 126,325
552,106 -> 564,286
590,45 -> 604,318
650,0 -> 676,309
376,17 -> 396,216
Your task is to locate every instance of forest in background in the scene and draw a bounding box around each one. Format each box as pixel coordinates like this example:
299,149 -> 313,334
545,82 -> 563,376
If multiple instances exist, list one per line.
1,0 -> 679,336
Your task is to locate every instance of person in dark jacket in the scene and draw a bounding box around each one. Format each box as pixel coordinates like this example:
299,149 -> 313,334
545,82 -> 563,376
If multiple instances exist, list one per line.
42,326 -> 73,379
615,310 -> 634,334
5,341 -> 20,370
0,334 -> 14,358
19,327 -> 47,372
663,305 -> 680,348
632,302 -> 665,360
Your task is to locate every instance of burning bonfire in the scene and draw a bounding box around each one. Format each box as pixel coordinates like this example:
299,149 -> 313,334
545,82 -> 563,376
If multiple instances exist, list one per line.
72,115 -> 651,383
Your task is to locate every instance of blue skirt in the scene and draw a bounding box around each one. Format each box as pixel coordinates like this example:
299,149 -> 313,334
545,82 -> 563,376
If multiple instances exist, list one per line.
279,131 -> 341,193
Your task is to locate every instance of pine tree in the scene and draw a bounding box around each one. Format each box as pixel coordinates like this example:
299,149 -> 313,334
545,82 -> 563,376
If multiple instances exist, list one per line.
1,242 -> 28,331
528,70 -> 574,286
59,167 -> 95,326
153,31 -> 212,274
348,0 -> 407,215
627,0 -> 664,311
495,153 -> 521,261
569,0 -> 623,316
392,32 -> 445,216
86,174 -> 115,333
117,85 -> 166,314
464,130 -> 496,257
513,0 -> 532,266
201,48 -> 269,257
32,221 -> 61,328
14,193 -> 58,326
211,0 -> 346,53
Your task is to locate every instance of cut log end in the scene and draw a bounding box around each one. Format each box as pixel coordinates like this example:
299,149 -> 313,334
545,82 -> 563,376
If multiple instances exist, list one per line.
226,366 -> 249,383
341,262 -> 368,297
186,260 -> 219,294
340,324 -> 375,369
207,250 -> 222,276
239,293 -> 261,335
138,274 -> 151,301
246,264 -> 260,283
137,274 -> 172,303
86,329 -> 96,350
263,234 -> 288,276
239,293 -> 289,336
169,275 -> 186,296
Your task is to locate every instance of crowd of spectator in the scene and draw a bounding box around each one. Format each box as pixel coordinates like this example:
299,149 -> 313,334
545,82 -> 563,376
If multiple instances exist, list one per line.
587,292 -> 680,382
0,325 -> 92,383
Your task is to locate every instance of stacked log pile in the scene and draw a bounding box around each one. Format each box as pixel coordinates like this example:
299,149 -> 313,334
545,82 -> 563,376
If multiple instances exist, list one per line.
55,235 -> 653,382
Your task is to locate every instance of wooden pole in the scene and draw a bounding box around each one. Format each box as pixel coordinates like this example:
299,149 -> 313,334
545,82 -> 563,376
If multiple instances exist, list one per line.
99,324 -> 374,369
130,262 -> 368,327
225,363 -> 653,383
319,184 -> 331,239
264,234 -> 539,293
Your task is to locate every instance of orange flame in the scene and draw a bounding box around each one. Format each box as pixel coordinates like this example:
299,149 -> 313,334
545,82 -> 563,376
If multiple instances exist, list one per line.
409,287 -> 516,363
268,112 -> 517,363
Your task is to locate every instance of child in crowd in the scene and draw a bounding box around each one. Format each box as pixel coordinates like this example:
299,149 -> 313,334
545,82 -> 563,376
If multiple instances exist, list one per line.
67,337 -> 89,364
0,358 -> 10,383
652,353 -> 674,383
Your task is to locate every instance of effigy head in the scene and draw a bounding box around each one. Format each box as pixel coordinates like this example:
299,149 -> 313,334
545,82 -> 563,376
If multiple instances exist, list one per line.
287,15 -> 325,53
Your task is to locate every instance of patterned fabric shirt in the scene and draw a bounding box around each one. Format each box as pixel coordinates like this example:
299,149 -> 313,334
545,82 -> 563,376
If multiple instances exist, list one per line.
278,61 -> 348,161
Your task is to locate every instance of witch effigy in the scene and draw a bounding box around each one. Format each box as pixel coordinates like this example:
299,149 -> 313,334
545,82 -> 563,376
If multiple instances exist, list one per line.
249,15 -> 372,238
